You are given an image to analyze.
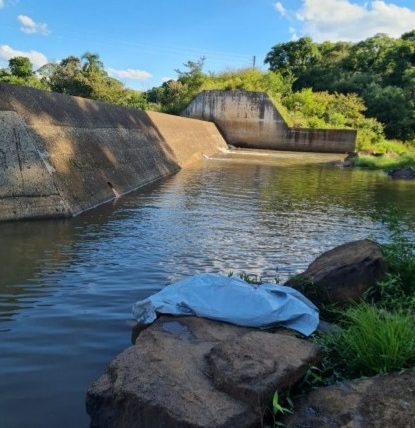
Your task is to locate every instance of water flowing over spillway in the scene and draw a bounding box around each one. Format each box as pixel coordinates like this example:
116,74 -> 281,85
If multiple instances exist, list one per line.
1,150 -> 415,428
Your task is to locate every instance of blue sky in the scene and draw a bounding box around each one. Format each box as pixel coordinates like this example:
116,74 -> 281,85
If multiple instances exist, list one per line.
1,0 -> 415,90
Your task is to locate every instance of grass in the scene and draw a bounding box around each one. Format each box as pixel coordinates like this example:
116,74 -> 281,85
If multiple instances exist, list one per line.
358,138 -> 413,156
353,137 -> 415,171
316,211 -> 415,378
353,152 -> 415,171
319,304 -> 415,377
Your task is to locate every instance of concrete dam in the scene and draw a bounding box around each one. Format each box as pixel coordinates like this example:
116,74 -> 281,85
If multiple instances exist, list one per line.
0,85 -> 356,222
182,90 -> 357,153
0,83 -> 227,221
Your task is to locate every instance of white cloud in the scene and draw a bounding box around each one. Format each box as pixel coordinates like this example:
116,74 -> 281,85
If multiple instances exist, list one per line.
274,0 -> 415,42
274,2 -> 287,17
108,68 -> 152,81
18,15 -> 50,35
0,44 -> 48,68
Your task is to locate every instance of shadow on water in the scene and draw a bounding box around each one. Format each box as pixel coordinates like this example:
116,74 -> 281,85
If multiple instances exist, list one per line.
0,82 -> 182,219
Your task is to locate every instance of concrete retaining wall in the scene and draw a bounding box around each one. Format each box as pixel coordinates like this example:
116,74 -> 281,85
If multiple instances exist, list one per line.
182,90 -> 356,153
0,83 -> 227,221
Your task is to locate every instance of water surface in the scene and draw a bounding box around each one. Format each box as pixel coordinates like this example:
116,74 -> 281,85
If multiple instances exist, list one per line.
1,150 -> 415,428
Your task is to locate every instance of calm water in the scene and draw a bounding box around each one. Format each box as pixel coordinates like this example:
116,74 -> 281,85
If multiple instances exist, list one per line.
1,150 -> 415,428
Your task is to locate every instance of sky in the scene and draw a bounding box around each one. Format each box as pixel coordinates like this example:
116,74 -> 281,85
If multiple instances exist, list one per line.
1,0 -> 415,90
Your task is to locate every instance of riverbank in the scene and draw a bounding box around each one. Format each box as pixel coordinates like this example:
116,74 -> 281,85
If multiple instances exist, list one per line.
87,219 -> 415,427
354,152 -> 415,171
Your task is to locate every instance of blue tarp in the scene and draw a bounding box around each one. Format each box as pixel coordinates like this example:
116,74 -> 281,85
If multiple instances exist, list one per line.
132,273 -> 319,336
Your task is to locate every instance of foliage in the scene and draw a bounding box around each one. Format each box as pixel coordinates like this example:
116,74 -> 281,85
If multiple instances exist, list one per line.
0,53 -> 148,109
265,32 -> 415,141
319,304 -> 415,377
354,152 -> 415,170
380,211 -> 415,299
146,59 -> 385,150
9,56 -> 33,78
270,391 -> 293,427
3,34 -> 414,153
146,58 -> 206,114
280,89 -> 384,148
264,37 -> 321,77
0,56 -> 48,90
316,210 -> 415,380
228,271 -> 263,284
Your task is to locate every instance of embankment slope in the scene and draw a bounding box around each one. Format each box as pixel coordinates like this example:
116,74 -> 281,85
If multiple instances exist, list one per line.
0,83 -> 227,221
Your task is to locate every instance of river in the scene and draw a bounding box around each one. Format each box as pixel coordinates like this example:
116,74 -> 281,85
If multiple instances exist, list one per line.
1,150 -> 414,428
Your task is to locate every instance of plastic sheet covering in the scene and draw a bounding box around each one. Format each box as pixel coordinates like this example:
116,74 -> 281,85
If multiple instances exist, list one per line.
133,273 -> 319,336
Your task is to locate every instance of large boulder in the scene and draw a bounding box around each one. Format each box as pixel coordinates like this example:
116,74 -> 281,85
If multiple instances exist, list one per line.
283,371 -> 415,427
286,239 -> 386,306
86,316 -> 320,428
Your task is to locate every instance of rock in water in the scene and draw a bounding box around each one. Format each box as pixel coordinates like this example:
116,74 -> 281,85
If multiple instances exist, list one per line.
286,239 -> 385,306
388,167 -> 415,180
283,371 -> 415,427
86,316 -> 320,428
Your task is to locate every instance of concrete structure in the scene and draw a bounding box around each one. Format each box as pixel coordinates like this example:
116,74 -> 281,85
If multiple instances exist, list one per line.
182,90 -> 356,153
0,83 -> 227,222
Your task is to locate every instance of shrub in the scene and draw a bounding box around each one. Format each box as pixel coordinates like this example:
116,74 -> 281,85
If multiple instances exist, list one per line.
381,212 -> 415,297
354,152 -> 415,170
320,304 -> 415,377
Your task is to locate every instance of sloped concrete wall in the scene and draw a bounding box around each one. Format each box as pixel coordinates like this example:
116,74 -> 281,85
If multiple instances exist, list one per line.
0,83 -> 227,221
0,111 -> 70,221
182,90 -> 356,153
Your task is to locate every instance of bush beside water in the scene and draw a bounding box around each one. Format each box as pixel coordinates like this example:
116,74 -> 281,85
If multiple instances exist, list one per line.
316,213 -> 415,379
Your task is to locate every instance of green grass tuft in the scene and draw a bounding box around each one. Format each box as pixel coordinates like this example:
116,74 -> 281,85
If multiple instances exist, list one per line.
320,304 -> 415,377
354,152 -> 415,171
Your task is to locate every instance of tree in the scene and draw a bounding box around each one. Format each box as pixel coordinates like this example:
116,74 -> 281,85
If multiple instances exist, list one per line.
48,55 -> 91,97
175,57 -> 205,88
265,31 -> 415,141
264,37 -> 321,76
81,52 -> 104,74
9,56 -> 33,78
401,30 -> 415,42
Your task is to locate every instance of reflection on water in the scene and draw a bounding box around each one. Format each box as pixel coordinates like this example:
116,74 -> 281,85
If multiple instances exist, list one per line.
1,150 -> 415,428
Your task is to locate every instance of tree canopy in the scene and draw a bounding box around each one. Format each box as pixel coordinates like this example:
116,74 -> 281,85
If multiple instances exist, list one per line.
265,32 -> 415,141
0,52 -> 147,109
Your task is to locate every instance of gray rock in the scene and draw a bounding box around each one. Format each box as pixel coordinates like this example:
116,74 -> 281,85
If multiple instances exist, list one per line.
86,316 -> 320,428
283,371 -> 415,427
388,167 -> 415,180
285,239 -> 386,306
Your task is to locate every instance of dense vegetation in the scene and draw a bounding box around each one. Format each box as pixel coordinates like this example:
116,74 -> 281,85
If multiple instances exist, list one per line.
146,59 -> 389,152
0,53 -> 147,109
1,30 -> 415,159
265,31 -> 415,142
316,212 -> 415,380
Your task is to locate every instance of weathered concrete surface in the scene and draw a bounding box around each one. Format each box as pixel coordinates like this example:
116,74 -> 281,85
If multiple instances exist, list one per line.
286,240 -> 386,306
0,83 -> 227,221
0,111 -> 70,221
182,90 -> 356,153
283,371 -> 415,427
86,316 -> 320,428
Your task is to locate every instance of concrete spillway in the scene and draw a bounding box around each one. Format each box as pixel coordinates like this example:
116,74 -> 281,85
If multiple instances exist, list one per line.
0,83 -> 227,221
182,90 -> 357,153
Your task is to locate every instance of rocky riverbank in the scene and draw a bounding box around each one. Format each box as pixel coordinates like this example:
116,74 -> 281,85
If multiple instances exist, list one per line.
333,151 -> 415,180
86,238 -> 415,427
